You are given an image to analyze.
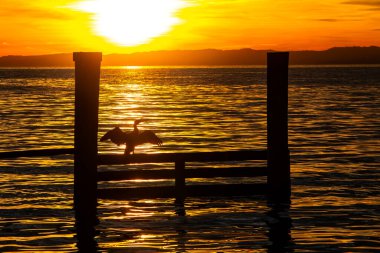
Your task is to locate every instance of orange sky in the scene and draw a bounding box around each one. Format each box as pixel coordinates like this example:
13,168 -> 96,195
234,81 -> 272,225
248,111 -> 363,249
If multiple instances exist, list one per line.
0,0 -> 379,56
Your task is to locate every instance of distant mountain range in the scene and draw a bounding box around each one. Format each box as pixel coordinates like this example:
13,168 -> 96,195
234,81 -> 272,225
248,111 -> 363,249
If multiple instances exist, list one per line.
1,47 -> 380,67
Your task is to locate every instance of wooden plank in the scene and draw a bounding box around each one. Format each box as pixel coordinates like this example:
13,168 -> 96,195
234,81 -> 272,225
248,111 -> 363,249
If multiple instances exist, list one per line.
98,150 -> 267,165
0,148 -> 74,159
98,183 -> 267,199
187,183 -> 267,197
97,167 -> 268,181
98,169 -> 172,181
187,166 -> 268,178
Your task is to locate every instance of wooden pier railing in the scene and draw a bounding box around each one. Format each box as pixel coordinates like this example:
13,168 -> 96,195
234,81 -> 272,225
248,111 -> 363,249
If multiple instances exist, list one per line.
98,150 -> 267,165
97,150 -> 268,200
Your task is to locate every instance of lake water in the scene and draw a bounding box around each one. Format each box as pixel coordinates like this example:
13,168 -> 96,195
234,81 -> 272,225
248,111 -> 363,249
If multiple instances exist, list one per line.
0,66 -> 379,252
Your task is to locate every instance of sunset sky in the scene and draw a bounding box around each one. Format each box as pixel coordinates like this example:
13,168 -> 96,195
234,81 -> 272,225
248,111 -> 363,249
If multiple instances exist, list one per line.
0,0 -> 379,56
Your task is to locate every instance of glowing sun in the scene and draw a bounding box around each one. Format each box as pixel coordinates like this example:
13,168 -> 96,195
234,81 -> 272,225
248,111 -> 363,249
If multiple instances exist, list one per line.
74,0 -> 187,46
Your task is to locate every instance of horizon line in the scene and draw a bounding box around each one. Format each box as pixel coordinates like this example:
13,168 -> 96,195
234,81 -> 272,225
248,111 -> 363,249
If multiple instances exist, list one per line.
1,45 -> 379,57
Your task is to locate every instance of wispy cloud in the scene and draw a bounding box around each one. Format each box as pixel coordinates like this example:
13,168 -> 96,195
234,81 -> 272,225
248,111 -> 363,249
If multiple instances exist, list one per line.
317,18 -> 339,22
315,18 -> 361,22
342,0 -> 380,10
0,7 -> 73,20
0,1 -> 75,20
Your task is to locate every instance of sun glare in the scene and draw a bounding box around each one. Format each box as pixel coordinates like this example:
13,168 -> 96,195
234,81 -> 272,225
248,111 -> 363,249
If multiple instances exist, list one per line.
74,0 -> 187,46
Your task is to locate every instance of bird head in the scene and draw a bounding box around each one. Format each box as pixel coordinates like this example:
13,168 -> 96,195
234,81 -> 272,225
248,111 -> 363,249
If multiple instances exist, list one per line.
134,118 -> 144,127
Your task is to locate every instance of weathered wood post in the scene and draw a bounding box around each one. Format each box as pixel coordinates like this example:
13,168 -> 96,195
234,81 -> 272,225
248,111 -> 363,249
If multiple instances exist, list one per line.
175,160 -> 186,203
73,52 -> 102,247
267,52 -> 291,202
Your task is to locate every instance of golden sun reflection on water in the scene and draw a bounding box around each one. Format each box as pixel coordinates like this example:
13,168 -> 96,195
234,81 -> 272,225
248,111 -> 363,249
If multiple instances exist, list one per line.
0,67 -> 379,251
97,197 -> 270,251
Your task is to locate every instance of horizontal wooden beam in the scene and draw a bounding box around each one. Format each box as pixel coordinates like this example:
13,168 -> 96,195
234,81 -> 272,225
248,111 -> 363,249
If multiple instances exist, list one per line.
98,183 -> 267,199
97,166 -> 268,181
0,148 -> 74,159
0,149 -> 267,162
98,150 -> 267,165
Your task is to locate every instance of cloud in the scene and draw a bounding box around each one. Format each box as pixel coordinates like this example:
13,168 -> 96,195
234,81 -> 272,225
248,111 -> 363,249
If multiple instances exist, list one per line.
342,0 -> 380,10
343,0 -> 380,5
0,1 -> 75,20
315,18 -> 361,22
7,7 -> 73,20
317,18 -> 339,22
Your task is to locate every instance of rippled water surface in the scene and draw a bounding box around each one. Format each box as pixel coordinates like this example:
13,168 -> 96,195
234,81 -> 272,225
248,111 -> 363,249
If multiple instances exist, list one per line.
0,66 -> 379,252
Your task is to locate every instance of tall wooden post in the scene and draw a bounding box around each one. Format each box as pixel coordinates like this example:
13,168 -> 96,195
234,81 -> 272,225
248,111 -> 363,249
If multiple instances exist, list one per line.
73,52 -> 102,248
267,52 -> 291,202
175,161 -> 186,204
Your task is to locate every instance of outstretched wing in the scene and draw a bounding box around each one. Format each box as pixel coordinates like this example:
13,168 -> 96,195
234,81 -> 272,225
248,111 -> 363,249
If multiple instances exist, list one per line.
136,130 -> 163,146
100,130 -> 113,142
100,127 -> 126,146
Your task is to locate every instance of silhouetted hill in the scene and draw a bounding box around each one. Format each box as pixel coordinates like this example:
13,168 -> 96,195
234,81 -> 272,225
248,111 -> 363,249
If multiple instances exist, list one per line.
103,48 -> 269,66
290,46 -> 380,65
0,54 -> 73,67
0,47 -> 379,67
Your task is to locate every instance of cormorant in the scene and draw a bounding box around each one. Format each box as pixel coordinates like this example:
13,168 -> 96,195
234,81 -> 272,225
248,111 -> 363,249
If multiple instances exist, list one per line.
100,119 -> 162,155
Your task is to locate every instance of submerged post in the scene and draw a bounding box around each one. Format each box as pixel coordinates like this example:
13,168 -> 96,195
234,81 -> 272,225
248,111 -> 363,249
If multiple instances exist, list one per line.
175,161 -> 186,203
73,52 -> 102,246
267,52 -> 291,202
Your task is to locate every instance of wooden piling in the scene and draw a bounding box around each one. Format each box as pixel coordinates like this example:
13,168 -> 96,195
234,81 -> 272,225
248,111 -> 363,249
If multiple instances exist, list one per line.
73,52 -> 102,231
175,161 -> 186,203
267,52 -> 291,202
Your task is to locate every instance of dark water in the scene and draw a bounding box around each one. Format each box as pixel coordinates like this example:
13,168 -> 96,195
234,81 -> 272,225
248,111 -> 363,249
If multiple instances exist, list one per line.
0,66 -> 379,252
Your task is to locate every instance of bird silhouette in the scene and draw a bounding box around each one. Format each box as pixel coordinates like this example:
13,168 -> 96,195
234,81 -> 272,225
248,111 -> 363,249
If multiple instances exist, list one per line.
100,119 -> 163,155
